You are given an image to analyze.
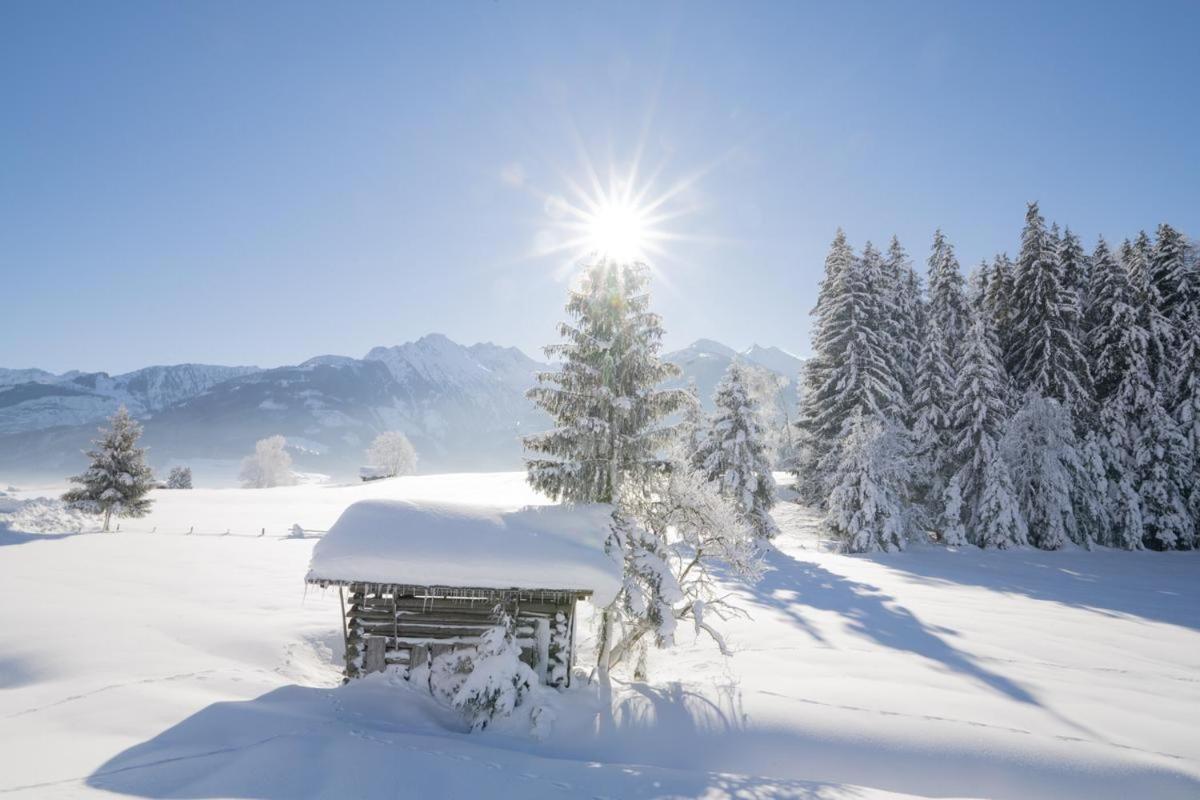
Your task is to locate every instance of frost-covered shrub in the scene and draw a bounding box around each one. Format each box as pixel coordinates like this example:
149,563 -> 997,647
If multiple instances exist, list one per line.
365,431 -> 418,478
239,435 -> 297,489
450,613 -> 538,732
166,466 -> 193,489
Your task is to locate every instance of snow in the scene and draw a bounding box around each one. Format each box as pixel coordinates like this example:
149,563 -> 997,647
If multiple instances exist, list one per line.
0,472 -> 1197,799
307,499 -> 622,605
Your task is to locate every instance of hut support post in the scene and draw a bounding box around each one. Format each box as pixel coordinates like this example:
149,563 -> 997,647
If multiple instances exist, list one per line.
338,587 -> 349,665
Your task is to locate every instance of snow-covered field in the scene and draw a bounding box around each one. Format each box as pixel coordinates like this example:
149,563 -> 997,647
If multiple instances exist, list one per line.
1,473 -> 1197,799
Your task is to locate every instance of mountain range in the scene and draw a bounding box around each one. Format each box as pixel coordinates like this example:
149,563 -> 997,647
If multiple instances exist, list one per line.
0,335 -> 803,483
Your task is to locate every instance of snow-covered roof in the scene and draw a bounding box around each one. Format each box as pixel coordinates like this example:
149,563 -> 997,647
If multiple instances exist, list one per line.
306,499 -> 622,606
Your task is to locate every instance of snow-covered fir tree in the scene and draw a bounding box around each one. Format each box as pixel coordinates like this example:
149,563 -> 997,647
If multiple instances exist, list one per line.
910,316 -> 955,513
884,236 -> 923,417
1170,246 -> 1200,532
1008,203 -> 1092,421
794,232 -> 900,505
525,257 -> 687,504
1001,394 -> 1095,550
1134,391 -> 1193,550
974,447 -> 1029,549
1059,226 -> 1089,314
948,309 -> 1020,546
926,229 -> 969,354
693,361 -> 778,540
451,611 -> 538,731
796,232 -> 902,506
824,412 -> 917,553
63,406 -> 155,531
984,253 -> 1017,392
1085,238 -> 1147,548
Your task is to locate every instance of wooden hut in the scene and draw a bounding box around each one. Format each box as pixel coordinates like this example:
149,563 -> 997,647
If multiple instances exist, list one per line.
306,499 -> 620,688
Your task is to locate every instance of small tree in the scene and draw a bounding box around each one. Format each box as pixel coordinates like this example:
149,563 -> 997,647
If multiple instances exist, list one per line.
451,610 -> 538,732
824,413 -> 917,553
63,406 -> 155,531
693,362 -> 779,540
239,435 -> 297,489
366,431 -> 418,477
166,466 -> 193,489
1000,395 -> 1089,550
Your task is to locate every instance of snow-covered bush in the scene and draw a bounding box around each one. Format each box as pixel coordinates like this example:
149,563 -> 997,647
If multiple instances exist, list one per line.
1000,394 -> 1091,550
239,435 -> 297,489
166,466 -> 192,489
62,406 -> 155,531
450,612 -> 538,732
824,412 -> 918,553
365,431 -> 418,478
694,361 -> 779,539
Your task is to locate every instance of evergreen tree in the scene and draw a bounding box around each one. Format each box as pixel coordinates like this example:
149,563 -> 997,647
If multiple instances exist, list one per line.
910,316 -> 955,510
824,412 -> 916,553
1171,244 -> 1200,532
885,237 -> 923,416
926,229 -> 969,357
1001,395 -> 1092,550
948,309 -> 1013,545
1149,223 -> 1189,324
1134,390 -> 1193,550
1086,239 -> 1146,548
1059,227 -> 1090,315
794,232 -> 900,504
974,448 -> 1029,549
63,406 -> 155,531
984,253 -> 1016,382
525,258 -> 687,504
1008,203 -> 1092,420
694,362 -> 778,539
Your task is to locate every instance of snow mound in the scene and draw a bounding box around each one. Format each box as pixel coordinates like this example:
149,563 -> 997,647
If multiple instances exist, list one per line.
307,499 -> 622,605
0,495 -> 96,533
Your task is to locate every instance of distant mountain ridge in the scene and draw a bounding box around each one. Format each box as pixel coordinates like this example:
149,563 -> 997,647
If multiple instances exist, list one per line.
0,335 -> 803,481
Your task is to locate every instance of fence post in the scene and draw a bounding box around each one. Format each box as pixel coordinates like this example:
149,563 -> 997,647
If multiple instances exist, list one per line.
260,527 -> 265,537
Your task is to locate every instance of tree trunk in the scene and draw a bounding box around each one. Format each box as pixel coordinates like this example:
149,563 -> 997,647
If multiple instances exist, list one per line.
102,507 -> 112,532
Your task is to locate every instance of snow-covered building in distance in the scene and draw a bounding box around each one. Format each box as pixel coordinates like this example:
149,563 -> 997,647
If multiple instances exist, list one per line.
306,499 -> 620,687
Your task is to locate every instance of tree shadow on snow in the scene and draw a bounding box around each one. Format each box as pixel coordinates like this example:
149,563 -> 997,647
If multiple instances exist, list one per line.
77,681 -> 1200,800
751,547 -> 1042,706
861,546 -> 1200,633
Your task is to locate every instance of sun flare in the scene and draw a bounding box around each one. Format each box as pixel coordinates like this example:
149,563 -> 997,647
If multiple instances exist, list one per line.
585,200 -> 651,263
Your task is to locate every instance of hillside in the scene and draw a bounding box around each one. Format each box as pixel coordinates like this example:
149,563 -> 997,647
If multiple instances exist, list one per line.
0,474 -> 1196,799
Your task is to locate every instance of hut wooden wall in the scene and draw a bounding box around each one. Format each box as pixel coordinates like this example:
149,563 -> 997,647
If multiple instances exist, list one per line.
339,584 -> 579,688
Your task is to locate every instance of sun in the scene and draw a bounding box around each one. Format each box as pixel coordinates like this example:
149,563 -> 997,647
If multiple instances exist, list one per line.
585,200 -> 650,263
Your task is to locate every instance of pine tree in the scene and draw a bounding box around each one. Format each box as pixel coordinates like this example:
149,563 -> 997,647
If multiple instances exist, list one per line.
63,406 -> 155,531
694,362 -> 778,539
1059,227 -> 1090,316
525,258 -> 687,504
1135,391 -> 1193,550
984,253 -> 1016,384
910,316 -> 955,511
974,448 -> 1029,549
927,229 -> 969,357
1086,238 -> 1146,548
1001,395 -> 1091,550
948,309 -> 1013,545
1171,242 -> 1200,533
1149,223 -> 1189,324
794,233 -> 900,504
1008,203 -> 1092,420
824,412 -> 916,553
885,236 -> 923,416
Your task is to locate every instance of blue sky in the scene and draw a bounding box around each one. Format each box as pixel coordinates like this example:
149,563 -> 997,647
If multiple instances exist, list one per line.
2,1 -> 1198,374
